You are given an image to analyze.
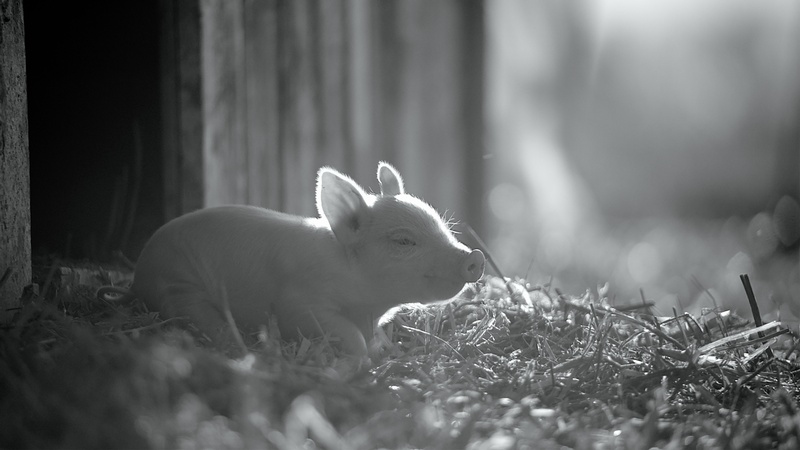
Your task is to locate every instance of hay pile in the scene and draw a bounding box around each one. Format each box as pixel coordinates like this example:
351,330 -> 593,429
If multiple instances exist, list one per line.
1,265 -> 798,449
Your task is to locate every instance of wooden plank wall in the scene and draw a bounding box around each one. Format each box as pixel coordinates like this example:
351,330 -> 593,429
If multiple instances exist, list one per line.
161,0 -> 485,232
0,0 -> 31,309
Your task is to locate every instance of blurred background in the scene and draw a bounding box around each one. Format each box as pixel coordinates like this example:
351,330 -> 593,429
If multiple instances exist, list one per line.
485,0 -> 800,323
25,0 -> 800,321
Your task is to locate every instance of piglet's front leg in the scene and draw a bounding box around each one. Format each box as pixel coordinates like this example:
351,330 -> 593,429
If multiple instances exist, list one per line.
156,285 -> 241,351
277,297 -> 369,356
313,310 -> 369,356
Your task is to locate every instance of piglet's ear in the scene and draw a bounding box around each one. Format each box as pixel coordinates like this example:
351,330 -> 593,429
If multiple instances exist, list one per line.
317,167 -> 369,245
377,161 -> 405,196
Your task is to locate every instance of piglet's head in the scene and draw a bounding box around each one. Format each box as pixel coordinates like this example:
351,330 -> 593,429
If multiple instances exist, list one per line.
316,162 -> 485,305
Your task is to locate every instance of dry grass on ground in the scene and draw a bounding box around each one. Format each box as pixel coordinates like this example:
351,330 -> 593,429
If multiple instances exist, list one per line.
1,264 -> 799,449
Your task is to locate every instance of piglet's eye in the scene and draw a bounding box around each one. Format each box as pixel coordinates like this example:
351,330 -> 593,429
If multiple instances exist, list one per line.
391,235 -> 416,246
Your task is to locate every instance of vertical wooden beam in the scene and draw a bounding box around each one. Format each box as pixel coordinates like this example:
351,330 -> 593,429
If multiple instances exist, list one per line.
244,0 -> 281,209
160,0 -> 179,219
161,0 -> 204,220
459,0 -> 486,235
278,0 -> 321,216
372,0 -> 485,233
201,0 -> 247,207
318,0 -> 352,172
347,0 -> 374,184
0,0 -> 31,310
278,0 -> 353,215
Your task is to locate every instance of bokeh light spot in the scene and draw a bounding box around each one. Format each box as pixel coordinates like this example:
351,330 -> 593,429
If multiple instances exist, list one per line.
488,183 -> 526,222
627,241 -> 663,284
747,212 -> 778,260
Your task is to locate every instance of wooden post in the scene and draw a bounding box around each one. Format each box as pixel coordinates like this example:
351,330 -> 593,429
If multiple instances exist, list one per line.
0,0 -> 31,311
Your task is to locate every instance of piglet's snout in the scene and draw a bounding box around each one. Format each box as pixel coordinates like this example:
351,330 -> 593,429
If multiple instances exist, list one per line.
461,249 -> 485,282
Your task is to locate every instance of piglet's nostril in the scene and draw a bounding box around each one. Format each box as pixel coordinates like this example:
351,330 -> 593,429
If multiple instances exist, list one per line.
462,249 -> 486,282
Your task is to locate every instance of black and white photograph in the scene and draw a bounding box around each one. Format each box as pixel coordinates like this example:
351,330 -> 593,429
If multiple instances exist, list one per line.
1,0 -> 799,448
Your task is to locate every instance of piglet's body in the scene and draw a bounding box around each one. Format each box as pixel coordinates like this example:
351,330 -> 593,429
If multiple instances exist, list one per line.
133,163 -> 485,355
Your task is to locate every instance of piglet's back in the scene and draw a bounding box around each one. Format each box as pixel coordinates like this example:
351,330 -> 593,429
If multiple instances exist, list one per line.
132,205 -> 332,314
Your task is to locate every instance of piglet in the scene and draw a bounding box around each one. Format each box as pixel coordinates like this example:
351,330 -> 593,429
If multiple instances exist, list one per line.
132,162 -> 485,355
